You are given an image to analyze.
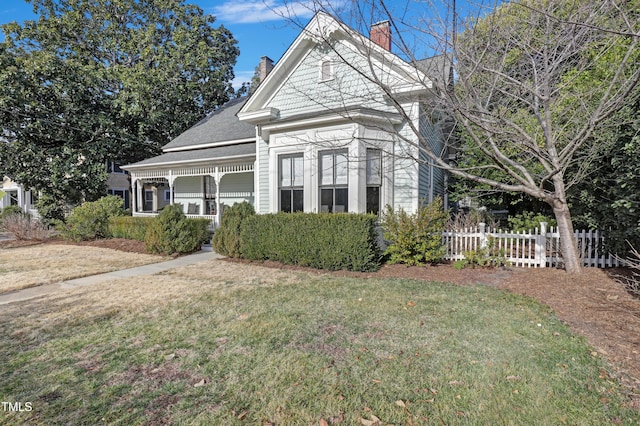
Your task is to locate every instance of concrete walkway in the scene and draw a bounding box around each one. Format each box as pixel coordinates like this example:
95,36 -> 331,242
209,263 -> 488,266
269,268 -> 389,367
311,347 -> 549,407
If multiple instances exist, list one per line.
0,249 -> 222,306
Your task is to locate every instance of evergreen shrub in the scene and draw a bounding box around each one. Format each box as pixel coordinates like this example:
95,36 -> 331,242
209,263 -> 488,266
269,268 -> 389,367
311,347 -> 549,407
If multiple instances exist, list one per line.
144,204 -> 209,255
381,197 -> 447,265
108,216 -> 155,241
212,202 -> 255,257
62,195 -> 125,241
239,212 -> 381,272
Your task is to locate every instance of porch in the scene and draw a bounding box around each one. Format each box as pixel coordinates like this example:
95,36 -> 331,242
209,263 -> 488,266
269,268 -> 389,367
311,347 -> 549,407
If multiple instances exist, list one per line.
128,162 -> 255,229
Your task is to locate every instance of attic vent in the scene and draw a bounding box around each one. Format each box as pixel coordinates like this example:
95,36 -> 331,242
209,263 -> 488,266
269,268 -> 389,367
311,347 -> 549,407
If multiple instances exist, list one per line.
319,58 -> 334,82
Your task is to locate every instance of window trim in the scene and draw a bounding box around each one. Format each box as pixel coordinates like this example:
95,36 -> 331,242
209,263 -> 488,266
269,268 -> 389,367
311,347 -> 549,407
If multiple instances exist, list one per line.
319,149 -> 349,213
366,148 -> 382,216
318,58 -> 334,82
278,153 -> 304,213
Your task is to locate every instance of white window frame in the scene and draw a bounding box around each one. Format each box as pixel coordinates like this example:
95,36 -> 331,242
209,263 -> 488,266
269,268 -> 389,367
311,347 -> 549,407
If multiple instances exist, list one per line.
319,149 -> 349,213
278,153 -> 304,213
318,58 -> 334,82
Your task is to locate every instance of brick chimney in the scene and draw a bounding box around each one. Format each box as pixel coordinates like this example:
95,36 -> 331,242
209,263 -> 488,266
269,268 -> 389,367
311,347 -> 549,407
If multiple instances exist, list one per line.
259,56 -> 274,83
370,21 -> 391,51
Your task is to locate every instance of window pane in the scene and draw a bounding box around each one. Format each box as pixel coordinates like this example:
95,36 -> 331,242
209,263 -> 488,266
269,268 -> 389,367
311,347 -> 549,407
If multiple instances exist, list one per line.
320,152 -> 333,185
292,189 -> 304,212
280,189 -> 292,213
335,188 -> 348,213
321,60 -> 332,80
280,157 -> 291,187
366,149 -> 381,185
320,188 -> 333,213
366,186 -> 380,215
293,156 -> 304,187
335,152 -> 348,185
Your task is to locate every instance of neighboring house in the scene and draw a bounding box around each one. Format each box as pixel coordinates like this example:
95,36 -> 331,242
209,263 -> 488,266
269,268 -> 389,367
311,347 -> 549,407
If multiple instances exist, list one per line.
0,177 -> 39,216
1,164 -> 132,216
123,12 -> 448,227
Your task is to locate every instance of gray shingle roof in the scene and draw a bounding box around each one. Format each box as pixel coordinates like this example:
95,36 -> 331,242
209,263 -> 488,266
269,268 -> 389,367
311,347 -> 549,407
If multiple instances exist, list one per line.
125,142 -> 255,169
163,97 -> 255,150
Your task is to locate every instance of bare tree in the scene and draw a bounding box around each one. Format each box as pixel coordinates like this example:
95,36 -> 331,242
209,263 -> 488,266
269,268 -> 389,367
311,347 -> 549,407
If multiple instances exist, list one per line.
273,0 -> 639,273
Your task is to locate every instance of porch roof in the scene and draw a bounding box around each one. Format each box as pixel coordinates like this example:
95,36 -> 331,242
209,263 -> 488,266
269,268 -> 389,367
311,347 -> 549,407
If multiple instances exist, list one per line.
123,142 -> 256,170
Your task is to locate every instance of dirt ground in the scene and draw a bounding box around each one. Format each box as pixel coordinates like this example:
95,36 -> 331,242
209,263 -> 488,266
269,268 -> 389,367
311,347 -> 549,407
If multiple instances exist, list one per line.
4,237 -> 639,409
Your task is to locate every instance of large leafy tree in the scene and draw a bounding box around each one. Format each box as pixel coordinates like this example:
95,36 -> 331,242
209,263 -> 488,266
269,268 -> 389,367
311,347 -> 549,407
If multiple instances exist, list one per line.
0,0 -> 239,205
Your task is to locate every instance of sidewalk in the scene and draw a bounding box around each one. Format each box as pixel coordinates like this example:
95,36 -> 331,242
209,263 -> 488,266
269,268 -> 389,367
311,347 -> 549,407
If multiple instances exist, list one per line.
0,249 -> 222,306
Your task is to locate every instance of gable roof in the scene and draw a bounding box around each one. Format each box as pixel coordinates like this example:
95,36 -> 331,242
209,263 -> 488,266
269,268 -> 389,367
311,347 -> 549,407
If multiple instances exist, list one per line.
162,97 -> 255,152
239,11 -> 432,120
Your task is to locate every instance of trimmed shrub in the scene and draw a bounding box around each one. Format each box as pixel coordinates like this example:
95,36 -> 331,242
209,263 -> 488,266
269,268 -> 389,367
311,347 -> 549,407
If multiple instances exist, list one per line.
239,212 -> 381,272
381,197 -> 447,265
108,216 -> 155,241
144,204 -> 209,255
62,196 -> 125,241
212,202 -> 255,257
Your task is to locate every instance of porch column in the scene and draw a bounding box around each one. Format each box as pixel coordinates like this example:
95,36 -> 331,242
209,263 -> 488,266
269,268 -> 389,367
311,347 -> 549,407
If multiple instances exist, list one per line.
168,171 -> 175,205
17,188 -> 24,212
215,168 -> 222,227
131,178 -> 138,213
136,179 -> 143,212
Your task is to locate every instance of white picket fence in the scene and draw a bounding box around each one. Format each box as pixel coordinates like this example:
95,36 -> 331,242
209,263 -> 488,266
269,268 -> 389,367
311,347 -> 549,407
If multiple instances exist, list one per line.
442,223 -> 623,268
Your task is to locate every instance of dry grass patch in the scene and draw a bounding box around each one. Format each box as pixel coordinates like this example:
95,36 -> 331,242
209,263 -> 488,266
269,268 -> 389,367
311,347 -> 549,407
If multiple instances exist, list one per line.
0,245 -> 167,293
4,260 -> 304,328
1,260 -> 637,425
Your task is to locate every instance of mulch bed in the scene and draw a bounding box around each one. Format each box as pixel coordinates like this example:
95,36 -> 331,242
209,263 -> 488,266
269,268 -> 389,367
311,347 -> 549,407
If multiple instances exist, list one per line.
2,237 -> 639,409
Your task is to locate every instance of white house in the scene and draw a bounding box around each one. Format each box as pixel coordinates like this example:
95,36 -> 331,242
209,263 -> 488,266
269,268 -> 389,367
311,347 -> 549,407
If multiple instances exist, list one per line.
123,12 -> 448,226
0,177 -> 39,216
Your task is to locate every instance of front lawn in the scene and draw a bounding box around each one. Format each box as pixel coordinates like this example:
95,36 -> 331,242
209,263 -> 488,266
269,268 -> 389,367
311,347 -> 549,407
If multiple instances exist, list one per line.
0,244 -> 167,293
0,259 -> 636,424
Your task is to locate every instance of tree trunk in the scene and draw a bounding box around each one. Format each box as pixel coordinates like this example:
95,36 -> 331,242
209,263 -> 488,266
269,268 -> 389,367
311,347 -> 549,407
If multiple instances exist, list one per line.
551,199 -> 582,273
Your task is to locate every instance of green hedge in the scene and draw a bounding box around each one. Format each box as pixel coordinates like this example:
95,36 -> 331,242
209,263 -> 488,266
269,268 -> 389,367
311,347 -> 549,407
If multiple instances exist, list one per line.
108,216 -> 156,241
239,213 -> 381,272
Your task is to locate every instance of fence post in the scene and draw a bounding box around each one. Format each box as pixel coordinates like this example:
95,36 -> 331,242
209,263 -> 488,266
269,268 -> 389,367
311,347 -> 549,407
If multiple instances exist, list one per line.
537,222 -> 547,268
479,222 -> 487,249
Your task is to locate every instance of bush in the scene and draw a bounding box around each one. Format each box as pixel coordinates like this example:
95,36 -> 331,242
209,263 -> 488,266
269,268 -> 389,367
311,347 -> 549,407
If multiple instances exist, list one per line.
381,197 -> 447,265
507,211 -> 556,231
454,236 -> 509,269
1,213 -> 51,241
35,194 -> 67,227
1,205 -> 23,221
212,202 -> 255,257
61,196 -> 125,241
144,204 -> 210,255
239,213 -> 381,272
108,216 -> 155,241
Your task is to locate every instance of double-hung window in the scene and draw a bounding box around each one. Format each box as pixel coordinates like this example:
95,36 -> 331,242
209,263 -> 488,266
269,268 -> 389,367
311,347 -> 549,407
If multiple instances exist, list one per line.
319,150 -> 348,213
279,154 -> 304,213
366,149 -> 382,215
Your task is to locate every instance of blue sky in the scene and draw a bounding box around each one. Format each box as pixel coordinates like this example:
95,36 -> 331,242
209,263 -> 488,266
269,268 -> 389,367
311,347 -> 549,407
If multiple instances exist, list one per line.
0,1 -> 487,89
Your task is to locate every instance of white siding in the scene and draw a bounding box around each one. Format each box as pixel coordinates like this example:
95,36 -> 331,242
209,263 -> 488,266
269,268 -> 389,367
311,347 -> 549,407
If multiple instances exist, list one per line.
174,176 -> 202,214
268,40 -> 394,119
219,172 -> 254,209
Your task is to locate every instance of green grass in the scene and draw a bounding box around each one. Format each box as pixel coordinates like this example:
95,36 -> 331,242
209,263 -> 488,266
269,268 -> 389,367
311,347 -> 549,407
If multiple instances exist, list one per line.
0,272 -> 637,425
